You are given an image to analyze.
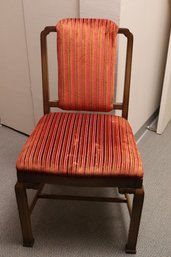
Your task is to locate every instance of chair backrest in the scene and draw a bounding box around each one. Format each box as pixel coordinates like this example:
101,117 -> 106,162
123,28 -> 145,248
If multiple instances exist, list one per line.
56,18 -> 118,112
41,19 -> 133,119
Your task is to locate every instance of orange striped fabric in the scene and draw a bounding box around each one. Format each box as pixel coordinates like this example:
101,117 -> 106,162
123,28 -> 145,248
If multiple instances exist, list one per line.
16,113 -> 143,178
56,18 -> 118,112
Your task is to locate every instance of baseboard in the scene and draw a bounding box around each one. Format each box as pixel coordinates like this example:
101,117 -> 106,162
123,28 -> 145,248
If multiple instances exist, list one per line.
1,124 -> 29,137
135,108 -> 159,141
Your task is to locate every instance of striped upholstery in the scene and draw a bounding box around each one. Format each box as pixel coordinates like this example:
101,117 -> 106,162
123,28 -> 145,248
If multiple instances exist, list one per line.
16,113 -> 143,178
56,19 -> 118,112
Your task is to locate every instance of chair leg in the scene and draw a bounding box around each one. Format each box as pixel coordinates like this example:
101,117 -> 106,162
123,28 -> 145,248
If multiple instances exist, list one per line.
15,182 -> 34,247
125,187 -> 144,254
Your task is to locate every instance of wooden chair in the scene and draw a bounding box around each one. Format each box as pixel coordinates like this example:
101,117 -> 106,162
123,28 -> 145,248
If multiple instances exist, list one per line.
15,18 -> 144,254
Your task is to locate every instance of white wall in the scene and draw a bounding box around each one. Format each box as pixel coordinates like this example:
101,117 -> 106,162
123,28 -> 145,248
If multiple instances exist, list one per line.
119,0 -> 171,133
0,0 -> 35,134
80,0 -> 121,24
157,31 -> 171,134
0,0 -> 170,135
23,0 -> 79,123
79,0 -> 171,134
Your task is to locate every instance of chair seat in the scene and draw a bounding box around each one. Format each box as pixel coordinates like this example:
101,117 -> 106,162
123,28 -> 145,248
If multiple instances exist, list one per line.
16,112 -> 143,178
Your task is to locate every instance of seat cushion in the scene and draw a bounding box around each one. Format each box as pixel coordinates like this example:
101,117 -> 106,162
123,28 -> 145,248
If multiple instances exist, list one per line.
16,113 -> 143,178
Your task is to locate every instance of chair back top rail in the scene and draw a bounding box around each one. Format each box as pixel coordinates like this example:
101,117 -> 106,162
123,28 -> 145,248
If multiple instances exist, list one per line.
40,26 -> 133,120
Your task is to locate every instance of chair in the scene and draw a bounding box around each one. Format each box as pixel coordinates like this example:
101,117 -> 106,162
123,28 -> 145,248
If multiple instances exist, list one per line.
15,18 -> 144,254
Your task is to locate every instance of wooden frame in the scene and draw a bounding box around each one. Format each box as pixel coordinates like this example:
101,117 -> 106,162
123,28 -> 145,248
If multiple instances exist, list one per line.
15,25 -> 144,254
40,26 -> 133,119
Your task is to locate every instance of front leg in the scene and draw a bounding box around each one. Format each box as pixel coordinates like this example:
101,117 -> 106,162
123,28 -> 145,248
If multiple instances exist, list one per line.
125,187 -> 144,254
15,182 -> 34,247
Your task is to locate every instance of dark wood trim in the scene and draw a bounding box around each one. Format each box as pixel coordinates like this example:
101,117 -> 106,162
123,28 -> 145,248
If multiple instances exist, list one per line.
125,194 -> 132,218
29,184 -> 44,214
40,29 -> 51,114
113,103 -> 123,110
17,172 -> 143,189
49,100 -> 59,107
125,187 -> 144,253
40,26 -> 133,119
15,182 -> 34,247
15,179 -> 144,252
118,29 -> 133,119
49,100 -> 123,110
38,194 -> 127,203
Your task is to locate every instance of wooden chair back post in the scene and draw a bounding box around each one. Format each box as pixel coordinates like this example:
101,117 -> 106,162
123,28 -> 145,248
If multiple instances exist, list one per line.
40,27 -> 55,114
40,26 -> 133,119
118,29 -> 133,119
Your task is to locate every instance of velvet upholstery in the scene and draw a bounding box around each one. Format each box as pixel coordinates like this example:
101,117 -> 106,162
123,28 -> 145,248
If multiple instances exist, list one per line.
16,113 -> 143,178
56,18 -> 118,112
